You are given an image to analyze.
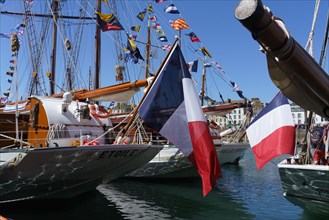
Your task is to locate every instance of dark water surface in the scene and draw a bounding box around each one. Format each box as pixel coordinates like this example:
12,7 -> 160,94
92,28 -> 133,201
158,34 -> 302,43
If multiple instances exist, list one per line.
0,149 -> 326,220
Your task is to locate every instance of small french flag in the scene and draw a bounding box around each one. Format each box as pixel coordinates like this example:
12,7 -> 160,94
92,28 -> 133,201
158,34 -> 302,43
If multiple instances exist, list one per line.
246,92 -> 295,170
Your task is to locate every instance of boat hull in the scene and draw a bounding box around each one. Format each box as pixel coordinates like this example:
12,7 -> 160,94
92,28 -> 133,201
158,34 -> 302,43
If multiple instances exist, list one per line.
278,159 -> 329,215
126,143 -> 249,178
0,144 -> 162,203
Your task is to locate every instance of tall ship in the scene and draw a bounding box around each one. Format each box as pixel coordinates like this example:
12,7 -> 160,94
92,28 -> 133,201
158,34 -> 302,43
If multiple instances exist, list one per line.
0,0 -> 255,201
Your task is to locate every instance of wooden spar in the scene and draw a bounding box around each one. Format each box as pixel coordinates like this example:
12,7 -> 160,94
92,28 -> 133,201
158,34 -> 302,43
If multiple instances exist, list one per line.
50,0 -> 58,95
0,10 -> 96,20
94,0 -> 101,90
202,104 -> 239,114
120,39 -> 180,138
70,79 -> 149,101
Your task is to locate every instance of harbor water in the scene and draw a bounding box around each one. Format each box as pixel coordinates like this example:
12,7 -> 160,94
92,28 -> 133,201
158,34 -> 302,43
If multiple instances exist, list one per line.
0,149 -> 325,220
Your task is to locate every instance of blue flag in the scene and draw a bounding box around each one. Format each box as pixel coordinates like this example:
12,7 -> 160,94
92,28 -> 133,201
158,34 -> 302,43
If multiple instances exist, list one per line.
230,81 -> 246,99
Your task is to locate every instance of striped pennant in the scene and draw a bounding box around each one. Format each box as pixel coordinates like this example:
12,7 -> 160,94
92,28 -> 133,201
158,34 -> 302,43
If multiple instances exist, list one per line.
170,18 -> 189,30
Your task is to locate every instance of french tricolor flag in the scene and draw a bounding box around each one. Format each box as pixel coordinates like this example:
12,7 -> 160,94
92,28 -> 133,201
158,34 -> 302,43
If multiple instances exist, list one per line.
246,92 -> 295,170
139,41 -> 221,196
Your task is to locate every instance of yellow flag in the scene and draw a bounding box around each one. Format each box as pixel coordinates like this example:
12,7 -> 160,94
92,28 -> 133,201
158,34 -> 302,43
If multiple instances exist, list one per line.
103,0 -> 110,7
200,47 -> 212,58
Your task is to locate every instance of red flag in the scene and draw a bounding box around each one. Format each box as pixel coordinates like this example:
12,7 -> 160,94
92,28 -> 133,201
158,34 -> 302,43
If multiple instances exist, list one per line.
186,32 -> 201,42
150,16 -> 157,21
161,45 -> 171,50
152,23 -> 161,30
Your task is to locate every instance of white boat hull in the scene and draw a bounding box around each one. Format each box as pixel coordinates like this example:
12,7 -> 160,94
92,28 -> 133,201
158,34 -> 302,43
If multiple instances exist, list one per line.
278,159 -> 329,215
0,144 -> 162,203
126,143 -> 249,178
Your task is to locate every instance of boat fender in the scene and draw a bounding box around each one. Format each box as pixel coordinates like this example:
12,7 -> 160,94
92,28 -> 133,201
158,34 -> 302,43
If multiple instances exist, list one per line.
89,104 -> 109,118
113,136 -> 123,144
122,137 -> 132,144
83,140 -> 100,146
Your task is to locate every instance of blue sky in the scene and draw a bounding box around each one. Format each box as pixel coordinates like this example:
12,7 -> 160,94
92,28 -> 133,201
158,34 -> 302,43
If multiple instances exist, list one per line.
0,0 -> 328,104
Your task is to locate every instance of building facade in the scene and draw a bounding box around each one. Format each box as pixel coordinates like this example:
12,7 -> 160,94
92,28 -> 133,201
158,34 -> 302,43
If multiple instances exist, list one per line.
208,100 -> 327,130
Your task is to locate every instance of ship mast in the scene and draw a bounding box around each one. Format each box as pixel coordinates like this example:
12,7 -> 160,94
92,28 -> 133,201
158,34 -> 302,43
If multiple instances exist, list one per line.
50,0 -> 59,95
94,0 -> 101,89
200,65 -> 206,106
145,15 -> 151,78
201,63 -> 211,106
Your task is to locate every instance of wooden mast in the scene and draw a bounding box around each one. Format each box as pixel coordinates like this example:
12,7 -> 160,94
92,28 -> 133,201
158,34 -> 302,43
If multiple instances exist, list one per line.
50,0 -> 59,95
94,0 -> 101,89
201,65 -> 206,106
145,16 -> 151,78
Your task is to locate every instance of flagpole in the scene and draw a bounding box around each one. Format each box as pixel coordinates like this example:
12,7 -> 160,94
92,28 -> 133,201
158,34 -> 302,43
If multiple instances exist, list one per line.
120,39 -> 179,140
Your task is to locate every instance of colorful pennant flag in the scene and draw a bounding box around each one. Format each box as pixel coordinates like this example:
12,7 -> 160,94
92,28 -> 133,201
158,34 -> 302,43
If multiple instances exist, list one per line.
150,16 -> 157,21
155,0 -> 166,3
103,0 -> 110,7
0,33 -> 11,39
187,60 -> 198,72
211,61 -> 225,74
186,32 -> 201,42
161,45 -> 171,50
0,97 -> 7,105
17,30 -> 24,35
6,72 -> 13,77
9,60 -> 15,64
137,10 -> 146,21
158,36 -> 168,42
9,66 -> 15,71
156,29 -> 165,36
124,35 -> 144,63
230,81 -> 245,99
152,23 -> 162,30
170,18 -> 189,30
129,34 -> 137,40
96,12 -> 123,31
203,95 -> 216,104
7,79 -> 12,83
130,25 -> 141,32
3,92 -> 9,97
246,92 -> 295,170
200,47 -> 212,58
164,4 -> 179,14
127,37 -> 136,52
146,4 -> 154,13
